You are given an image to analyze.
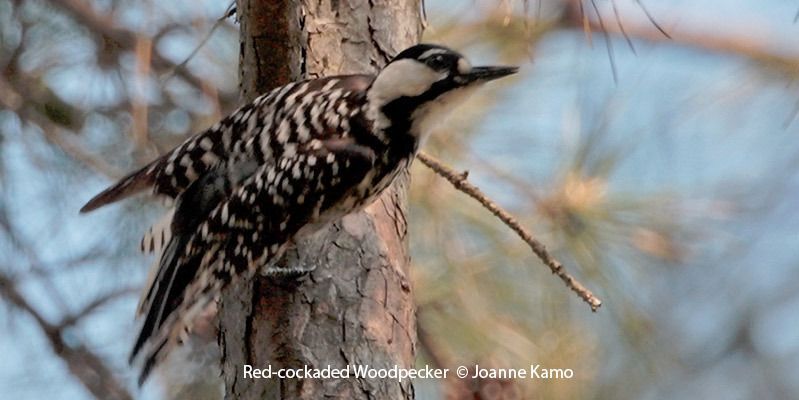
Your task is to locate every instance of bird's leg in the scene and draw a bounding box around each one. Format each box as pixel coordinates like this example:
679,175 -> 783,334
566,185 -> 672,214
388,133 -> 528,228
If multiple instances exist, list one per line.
260,239 -> 318,277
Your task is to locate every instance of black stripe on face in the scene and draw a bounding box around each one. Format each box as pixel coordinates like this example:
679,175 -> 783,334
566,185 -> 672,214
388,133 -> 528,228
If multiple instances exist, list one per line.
392,44 -> 456,62
390,44 -> 464,75
380,75 -> 458,133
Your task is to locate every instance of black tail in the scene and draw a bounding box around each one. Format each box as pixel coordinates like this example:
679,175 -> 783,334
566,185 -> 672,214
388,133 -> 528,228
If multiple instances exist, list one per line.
129,168 -> 230,384
80,161 -> 160,213
129,237 -> 184,364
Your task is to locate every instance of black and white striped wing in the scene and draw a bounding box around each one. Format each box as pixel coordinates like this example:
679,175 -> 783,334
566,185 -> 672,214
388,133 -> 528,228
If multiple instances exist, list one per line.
79,103 -> 259,213
131,138 -> 376,384
79,75 -> 374,214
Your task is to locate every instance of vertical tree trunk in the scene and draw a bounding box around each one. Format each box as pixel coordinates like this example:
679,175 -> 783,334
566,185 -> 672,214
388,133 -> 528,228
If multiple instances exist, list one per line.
219,1 -> 422,399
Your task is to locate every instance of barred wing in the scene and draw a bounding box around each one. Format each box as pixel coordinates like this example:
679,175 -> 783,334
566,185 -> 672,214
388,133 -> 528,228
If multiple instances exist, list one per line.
79,75 -> 373,213
131,138 -> 376,384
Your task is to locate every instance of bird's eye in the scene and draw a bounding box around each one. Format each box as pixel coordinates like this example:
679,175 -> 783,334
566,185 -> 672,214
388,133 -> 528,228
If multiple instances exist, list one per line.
426,55 -> 448,70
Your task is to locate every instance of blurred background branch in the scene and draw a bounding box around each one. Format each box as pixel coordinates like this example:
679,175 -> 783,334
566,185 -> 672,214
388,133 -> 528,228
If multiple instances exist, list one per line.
0,271 -> 132,400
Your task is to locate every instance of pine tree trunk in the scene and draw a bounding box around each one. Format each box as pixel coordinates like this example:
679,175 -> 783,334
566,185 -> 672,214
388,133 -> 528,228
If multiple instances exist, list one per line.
219,1 -> 422,399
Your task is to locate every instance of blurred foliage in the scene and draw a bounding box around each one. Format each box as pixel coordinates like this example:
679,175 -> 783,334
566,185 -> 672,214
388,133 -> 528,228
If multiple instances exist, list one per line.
410,2 -> 799,399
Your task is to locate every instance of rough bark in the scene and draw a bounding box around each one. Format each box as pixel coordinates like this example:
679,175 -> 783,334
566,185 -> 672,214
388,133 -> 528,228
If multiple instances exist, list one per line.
219,1 -> 422,399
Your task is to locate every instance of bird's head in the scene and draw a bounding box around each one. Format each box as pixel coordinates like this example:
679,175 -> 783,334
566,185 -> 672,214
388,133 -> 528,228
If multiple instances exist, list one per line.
367,43 -> 517,141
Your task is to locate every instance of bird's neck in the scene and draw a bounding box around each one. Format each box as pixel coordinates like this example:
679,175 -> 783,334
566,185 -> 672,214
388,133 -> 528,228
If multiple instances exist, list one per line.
364,96 -> 429,159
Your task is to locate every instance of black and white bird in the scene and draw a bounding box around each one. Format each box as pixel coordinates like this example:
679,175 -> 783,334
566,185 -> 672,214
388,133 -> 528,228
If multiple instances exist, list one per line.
80,43 -> 517,383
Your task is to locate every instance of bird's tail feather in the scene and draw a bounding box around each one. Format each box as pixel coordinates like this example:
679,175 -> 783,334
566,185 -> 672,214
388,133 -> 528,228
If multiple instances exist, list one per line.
80,160 -> 162,213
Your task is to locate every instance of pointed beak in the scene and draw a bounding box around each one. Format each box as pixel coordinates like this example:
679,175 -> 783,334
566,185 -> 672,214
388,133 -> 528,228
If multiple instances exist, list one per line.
462,66 -> 518,83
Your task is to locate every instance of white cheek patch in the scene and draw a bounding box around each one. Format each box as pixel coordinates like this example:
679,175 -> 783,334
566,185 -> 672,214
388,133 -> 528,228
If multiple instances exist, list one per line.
369,59 -> 443,100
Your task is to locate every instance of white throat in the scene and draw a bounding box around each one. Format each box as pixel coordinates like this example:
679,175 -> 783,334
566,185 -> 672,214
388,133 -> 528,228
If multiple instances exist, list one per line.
409,85 -> 479,144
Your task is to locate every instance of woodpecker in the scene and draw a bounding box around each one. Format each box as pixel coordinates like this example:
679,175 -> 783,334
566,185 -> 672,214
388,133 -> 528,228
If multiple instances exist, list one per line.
80,43 -> 517,384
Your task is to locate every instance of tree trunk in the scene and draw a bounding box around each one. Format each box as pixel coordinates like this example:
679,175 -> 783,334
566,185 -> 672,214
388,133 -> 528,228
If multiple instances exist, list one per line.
219,1 -> 422,399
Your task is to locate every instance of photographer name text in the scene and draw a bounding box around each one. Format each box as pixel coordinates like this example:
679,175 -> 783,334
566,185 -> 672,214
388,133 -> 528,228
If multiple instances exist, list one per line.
242,364 -> 573,382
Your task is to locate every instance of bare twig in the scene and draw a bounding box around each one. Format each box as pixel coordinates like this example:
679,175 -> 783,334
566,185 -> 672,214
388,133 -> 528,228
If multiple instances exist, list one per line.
611,0 -> 637,54
0,273 -> 133,400
24,110 -> 125,179
57,287 -> 138,330
579,0 -> 593,45
417,152 -> 602,312
565,2 -> 799,69
537,0 -> 543,24
590,0 -> 618,83
132,36 -> 153,154
635,0 -> 671,38
47,0 -> 207,89
420,0 -> 429,29
159,6 -> 234,84
0,71 -> 124,179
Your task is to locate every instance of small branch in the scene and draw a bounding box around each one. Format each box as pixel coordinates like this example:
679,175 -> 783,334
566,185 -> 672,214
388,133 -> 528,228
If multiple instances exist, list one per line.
131,35 -> 153,154
57,287 -> 138,330
565,1 -> 798,68
159,7 -> 232,84
589,0 -> 618,83
416,152 -> 602,312
0,273 -> 133,400
25,110 -> 125,179
0,74 -> 124,178
48,0 -> 207,89
611,0 -> 637,54
634,0 -> 671,38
